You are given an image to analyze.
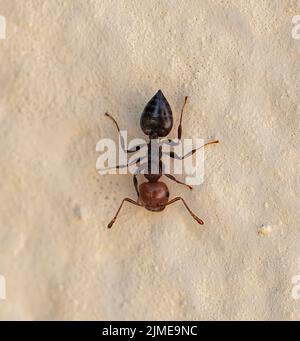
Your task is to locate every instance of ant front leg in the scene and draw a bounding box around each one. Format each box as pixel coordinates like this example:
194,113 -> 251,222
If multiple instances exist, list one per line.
133,157 -> 143,197
105,112 -> 146,152
160,160 -> 192,190
108,198 -> 143,228
164,197 -> 204,225
164,174 -> 192,190
133,174 -> 139,196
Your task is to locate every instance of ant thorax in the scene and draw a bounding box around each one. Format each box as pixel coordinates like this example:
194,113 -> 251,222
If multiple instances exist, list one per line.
147,139 -> 161,175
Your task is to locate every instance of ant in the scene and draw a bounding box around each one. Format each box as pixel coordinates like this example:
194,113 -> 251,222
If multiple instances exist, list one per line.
104,90 -> 218,228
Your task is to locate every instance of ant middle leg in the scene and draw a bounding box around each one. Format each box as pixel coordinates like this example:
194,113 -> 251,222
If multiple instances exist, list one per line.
97,156 -> 146,172
164,196 -> 204,225
168,140 -> 219,160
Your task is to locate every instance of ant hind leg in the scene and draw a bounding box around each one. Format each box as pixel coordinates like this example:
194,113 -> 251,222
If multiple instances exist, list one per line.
105,112 -> 145,153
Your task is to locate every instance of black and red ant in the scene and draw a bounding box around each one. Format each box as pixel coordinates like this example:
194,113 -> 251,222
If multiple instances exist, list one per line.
104,90 -> 218,228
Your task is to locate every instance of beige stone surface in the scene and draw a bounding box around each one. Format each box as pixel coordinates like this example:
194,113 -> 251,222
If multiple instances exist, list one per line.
0,0 -> 300,320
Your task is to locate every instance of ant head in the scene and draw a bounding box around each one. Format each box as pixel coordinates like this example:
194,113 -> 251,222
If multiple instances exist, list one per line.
140,90 -> 173,138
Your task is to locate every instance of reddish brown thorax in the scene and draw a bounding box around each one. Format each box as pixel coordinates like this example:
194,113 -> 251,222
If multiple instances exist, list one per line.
138,181 -> 169,211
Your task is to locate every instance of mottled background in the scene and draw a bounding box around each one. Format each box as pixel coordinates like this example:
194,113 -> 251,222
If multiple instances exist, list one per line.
0,0 -> 299,320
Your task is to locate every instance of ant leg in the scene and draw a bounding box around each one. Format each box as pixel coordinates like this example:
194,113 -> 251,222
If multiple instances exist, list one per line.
97,156 -> 146,171
164,197 -> 204,225
164,174 -> 192,190
108,198 -> 143,228
168,140 -> 219,160
159,160 -> 192,190
133,174 -> 139,196
133,157 -> 141,197
105,112 -> 145,152
133,158 -> 149,196
133,158 -> 141,197
163,96 -> 188,146
177,96 -> 188,140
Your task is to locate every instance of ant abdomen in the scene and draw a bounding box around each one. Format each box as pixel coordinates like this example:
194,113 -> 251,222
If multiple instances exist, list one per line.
140,89 -> 173,138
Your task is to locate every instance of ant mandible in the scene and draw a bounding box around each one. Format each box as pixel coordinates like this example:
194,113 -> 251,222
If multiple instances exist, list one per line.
104,90 -> 219,228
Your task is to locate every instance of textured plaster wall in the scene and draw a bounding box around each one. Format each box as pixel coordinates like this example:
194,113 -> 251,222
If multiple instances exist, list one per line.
0,0 -> 300,320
